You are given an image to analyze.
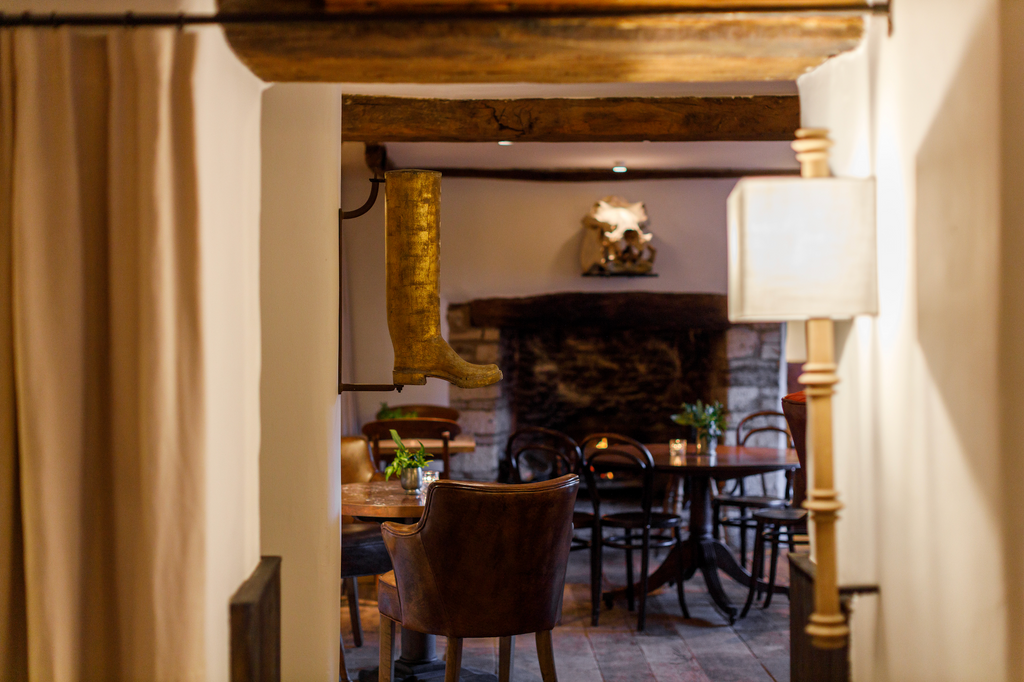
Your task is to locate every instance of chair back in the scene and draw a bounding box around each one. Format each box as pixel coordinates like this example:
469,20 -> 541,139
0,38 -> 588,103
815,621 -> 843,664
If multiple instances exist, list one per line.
780,392 -> 808,507
378,404 -> 461,422
506,426 -> 582,484
737,411 -> 794,448
579,433 -> 655,526
341,436 -> 377,485
381,475 -> 579,638
362,418 -> 462,478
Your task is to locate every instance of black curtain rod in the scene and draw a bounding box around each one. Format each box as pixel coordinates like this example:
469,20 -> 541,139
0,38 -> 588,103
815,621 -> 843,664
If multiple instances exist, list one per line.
1,3 -> 888,27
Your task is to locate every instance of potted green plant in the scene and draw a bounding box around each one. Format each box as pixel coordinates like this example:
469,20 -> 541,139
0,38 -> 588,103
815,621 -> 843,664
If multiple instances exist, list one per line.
671,400 -> 728,455
385,428 -> 434,494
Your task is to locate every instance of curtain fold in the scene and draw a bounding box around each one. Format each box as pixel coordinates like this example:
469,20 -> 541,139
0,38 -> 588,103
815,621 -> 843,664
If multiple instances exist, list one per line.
0,28 -> 28,682
1,27 -> 209,680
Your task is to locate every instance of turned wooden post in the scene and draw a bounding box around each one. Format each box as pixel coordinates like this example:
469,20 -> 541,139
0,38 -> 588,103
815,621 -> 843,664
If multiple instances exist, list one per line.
792,128 -> 850,650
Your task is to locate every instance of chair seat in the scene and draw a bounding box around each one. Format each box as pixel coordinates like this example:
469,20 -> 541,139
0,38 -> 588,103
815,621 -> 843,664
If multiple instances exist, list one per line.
713,495 -> 787,509
342,523 -> 384,546
341,523 -> 392,578
377,570 -> 402,622
753,508 -> 808,524
573,511 -> 595,527
602,511 -> 683,529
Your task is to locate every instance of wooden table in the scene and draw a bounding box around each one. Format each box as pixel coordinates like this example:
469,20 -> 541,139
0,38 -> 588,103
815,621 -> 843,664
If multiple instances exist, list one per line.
605,444 -> 800,624
341,480 -> 493,682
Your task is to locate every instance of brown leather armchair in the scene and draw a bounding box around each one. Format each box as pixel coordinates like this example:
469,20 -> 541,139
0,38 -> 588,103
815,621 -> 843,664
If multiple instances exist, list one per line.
377,475 -> 579,682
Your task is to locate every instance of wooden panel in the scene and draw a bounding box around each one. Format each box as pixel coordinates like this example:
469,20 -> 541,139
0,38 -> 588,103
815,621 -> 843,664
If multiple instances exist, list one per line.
230,556 -> 282,682
219,0 -> 866,83
789,553 -> 848,682
468,292 -> 730,329
342,95 -> 799,142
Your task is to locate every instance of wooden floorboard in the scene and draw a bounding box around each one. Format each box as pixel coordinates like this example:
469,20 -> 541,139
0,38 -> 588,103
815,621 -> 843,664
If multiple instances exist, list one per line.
341,514 -> 792,682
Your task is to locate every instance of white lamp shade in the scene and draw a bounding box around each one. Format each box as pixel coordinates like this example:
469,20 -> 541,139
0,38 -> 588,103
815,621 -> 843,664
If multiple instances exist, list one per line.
727,177 -> 877,322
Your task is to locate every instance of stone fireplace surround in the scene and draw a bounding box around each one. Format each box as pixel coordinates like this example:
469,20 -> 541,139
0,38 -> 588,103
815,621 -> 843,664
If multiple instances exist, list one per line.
446,292 -> 785,482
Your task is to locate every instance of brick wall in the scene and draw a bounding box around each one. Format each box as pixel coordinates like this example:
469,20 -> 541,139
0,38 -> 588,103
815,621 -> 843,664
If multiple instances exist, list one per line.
446,304 -> 512,481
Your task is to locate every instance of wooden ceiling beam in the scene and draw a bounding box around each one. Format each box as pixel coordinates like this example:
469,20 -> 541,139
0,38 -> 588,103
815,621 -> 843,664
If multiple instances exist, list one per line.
342,95 -> 799,142
322,0 -> 884,13
219,0 -> 867,83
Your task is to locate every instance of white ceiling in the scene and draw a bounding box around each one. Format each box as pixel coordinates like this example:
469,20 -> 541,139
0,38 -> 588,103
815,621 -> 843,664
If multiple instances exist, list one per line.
339,81 -> 798,99
384,140 -> 799,171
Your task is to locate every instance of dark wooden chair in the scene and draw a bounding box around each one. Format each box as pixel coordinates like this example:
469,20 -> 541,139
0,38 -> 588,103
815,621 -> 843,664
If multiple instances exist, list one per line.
506,426 -> 595,551
377,403 -> 460,422
741,392 -> 809,618
712,411 -> 793,568
339,437 -> 390,681
230,556 -> 281,682
362,418 -> 462,480
377,475 -> 579,682
580,433 -> 685,631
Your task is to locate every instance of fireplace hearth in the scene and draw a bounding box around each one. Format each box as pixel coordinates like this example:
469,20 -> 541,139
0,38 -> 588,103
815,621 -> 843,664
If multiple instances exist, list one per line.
446,292 -> 784,481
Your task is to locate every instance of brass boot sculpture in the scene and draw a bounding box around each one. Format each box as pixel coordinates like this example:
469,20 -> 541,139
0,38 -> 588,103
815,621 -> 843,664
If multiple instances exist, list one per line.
385,170 -> 502,388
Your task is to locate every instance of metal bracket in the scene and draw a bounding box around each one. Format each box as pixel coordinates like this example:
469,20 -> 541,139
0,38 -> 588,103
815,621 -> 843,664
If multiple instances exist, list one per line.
340,383 -> 403,393
339,174 -> 394,394
341,177 -> 384,220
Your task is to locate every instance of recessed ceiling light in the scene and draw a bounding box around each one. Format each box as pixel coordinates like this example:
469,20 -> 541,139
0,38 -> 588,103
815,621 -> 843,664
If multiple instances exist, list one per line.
497,140 -> 514,146
612,162 -> 628,173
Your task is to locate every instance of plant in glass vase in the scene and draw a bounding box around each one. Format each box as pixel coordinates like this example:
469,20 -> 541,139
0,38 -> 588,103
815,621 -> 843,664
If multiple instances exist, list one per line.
385,428 -> 434,494
671,400 -> 728,455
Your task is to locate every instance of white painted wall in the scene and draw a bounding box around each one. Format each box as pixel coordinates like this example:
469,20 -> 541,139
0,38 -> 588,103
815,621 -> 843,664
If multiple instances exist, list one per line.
798,3 -> 1019,679
260,84 -> 342,681
192,27 -> 264,682
342,140 -> 734,426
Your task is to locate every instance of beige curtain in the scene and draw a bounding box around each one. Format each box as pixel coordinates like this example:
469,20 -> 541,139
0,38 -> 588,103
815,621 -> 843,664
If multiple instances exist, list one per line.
0,27 -> 208,680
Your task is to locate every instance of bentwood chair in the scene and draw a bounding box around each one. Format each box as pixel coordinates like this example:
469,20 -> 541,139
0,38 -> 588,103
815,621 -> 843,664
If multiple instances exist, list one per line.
506,426 -> 595,551
339,437 -> 390,681
741,392 -> 810,618
712,411 -> 793,568
580,434 -> 685,631
377,475 -> 579,682
363,418 -> 462,479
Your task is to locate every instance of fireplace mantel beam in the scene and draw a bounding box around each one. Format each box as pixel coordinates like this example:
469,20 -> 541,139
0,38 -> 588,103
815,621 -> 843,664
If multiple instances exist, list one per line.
342,96 -> 800,143
469,292 -> 730,330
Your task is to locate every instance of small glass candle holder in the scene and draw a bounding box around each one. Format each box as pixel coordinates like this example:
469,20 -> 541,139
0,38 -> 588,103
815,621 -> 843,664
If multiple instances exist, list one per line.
421,470 -> 440,489
669,438 -> 687,466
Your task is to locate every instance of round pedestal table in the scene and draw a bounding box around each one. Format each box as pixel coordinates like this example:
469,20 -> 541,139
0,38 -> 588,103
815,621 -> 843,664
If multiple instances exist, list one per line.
602,444 -> 800,624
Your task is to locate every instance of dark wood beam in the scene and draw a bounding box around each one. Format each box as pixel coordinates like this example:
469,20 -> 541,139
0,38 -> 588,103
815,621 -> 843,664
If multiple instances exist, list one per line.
469,292 -> 730,329
342,96 -> 799,143
323,0 -> 884,14
219,0 -> 866,83
396,167 -> 798,181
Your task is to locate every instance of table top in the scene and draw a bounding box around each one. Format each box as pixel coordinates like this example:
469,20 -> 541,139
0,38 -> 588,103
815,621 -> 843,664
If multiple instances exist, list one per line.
342,480 -> 427,518
646,443 -> 799,478
374,437 -> 476,454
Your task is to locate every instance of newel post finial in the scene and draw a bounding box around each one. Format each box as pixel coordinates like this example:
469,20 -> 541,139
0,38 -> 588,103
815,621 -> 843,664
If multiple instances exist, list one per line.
792,128 -> 833,179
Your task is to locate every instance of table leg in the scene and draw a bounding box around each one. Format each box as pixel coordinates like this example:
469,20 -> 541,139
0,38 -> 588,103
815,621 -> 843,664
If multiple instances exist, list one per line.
357,628 -> 497,682
601,473 -> 785,623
